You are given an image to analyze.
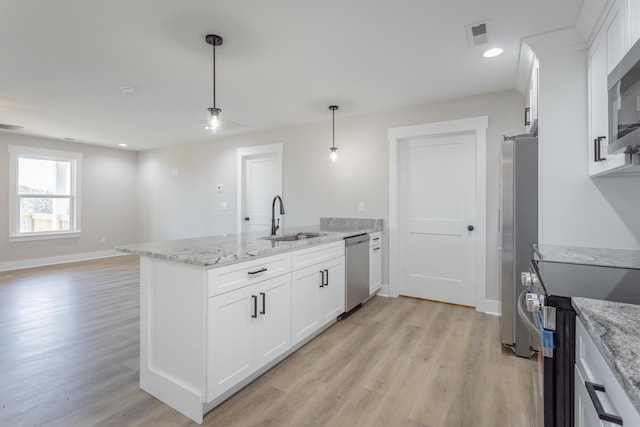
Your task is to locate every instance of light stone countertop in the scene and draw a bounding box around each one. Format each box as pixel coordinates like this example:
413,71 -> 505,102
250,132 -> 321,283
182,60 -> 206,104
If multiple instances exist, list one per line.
572,297 -> 640,413
534,244 -> 640,269
116,225 -> 377,268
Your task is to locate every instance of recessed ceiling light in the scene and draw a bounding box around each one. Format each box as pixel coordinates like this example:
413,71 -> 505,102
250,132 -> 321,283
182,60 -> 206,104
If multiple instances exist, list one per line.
119,143 -> 128,147
120,86 -> 136,96
483,47 -> 504,58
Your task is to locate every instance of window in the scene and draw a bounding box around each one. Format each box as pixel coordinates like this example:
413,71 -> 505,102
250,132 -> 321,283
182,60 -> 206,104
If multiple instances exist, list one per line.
8,145 -> 82,241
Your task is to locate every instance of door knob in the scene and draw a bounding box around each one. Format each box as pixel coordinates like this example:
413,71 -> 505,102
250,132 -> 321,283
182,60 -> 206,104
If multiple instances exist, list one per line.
467,225 -> 474,231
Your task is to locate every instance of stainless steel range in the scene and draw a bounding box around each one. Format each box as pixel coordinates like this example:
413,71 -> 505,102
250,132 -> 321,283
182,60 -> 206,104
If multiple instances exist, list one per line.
519,259 -> 640,427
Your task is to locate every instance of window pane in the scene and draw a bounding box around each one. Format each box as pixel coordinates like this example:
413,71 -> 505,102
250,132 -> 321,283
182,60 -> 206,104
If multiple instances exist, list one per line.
18,158 -> 71,195
20,197 -> 70,232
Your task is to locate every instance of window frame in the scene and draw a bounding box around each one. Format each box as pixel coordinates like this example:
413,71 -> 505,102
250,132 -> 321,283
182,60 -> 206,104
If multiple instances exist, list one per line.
8,145 -> 82,242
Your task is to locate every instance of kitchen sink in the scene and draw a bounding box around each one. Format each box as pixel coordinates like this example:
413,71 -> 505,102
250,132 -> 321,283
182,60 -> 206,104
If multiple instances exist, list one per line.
262,232 -> 325,242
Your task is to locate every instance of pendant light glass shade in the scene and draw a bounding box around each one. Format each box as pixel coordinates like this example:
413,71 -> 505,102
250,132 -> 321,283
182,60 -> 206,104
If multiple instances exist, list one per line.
329,105 -> 339,162
205,34 -> 223,134
330,146 -> 338,161
206,107 -> 221,133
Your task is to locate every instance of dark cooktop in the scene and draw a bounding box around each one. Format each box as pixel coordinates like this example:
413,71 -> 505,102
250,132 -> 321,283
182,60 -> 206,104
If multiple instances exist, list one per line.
532,260 -> 640,305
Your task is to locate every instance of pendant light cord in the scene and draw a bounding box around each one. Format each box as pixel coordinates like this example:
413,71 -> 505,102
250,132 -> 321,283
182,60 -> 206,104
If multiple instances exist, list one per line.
332,108 -> 335,149
212,43 -> 216,108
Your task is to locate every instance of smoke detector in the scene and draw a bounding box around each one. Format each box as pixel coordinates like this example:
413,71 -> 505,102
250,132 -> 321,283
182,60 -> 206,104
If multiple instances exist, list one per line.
466,19 -> 493,48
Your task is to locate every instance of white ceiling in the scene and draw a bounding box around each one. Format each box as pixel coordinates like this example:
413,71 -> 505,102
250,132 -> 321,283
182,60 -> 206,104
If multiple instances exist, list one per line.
0,0 -> 584,151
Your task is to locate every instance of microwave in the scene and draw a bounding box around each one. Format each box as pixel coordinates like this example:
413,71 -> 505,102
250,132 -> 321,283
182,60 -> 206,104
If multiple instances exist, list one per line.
608,37 -> 640,154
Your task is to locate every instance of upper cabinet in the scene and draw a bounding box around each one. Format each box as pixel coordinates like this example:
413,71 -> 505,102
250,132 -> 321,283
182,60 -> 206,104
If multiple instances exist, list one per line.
525,58 -> 539,133
588,0 -> 640,176
628,0 -> 640,46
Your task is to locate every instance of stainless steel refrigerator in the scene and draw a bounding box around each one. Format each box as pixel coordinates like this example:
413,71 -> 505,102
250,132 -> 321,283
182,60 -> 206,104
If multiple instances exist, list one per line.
499,129 -> 538,358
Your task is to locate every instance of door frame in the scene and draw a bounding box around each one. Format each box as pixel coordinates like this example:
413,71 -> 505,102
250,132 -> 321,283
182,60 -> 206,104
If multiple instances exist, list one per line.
388,116 -> 489,312
237,143 -> 283,235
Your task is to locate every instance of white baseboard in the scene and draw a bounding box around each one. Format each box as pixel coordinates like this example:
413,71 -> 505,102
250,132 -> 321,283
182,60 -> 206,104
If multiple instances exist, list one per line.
476,298 -> 501,316
376,284 -> 390,297
0,249 -> 126,272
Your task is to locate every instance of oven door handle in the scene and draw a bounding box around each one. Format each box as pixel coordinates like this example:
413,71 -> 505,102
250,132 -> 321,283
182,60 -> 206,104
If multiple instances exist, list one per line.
517,289 -> 542,336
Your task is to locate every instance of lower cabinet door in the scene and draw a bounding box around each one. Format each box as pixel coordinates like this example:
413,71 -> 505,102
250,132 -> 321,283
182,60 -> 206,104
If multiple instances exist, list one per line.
369,244 -> 382,295
207,286 -> 253,401
251,275 -> 291,368
207,274 -> 292,402
319,256 -> 345,323
291,265 -> 321,346
575,365 -> 606,427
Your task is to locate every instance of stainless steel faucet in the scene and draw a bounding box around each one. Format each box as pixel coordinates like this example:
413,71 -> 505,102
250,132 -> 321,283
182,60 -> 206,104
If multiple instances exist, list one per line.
271,195 -> 285,236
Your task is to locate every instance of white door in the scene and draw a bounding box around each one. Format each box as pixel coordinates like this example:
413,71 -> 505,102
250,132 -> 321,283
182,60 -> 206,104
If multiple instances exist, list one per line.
399,133 -> 476,307
243,155 -> 280,234
237,144 -> 283,235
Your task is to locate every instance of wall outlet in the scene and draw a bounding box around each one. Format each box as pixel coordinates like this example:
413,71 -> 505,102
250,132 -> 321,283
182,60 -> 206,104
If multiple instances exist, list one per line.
100,237 -> 106,244
358,202 -> 365,212
220,202 -> 228,210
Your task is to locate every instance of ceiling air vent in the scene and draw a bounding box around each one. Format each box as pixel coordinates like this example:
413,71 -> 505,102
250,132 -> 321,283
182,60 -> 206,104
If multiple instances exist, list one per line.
221,117 -> 247,131
466,20 -> 493,48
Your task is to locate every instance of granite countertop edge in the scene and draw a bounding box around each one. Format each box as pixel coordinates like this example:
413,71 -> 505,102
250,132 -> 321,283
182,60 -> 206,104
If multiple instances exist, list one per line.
572,297 -> 640,413
534,244 -> 640,269
116,225 -> 381,269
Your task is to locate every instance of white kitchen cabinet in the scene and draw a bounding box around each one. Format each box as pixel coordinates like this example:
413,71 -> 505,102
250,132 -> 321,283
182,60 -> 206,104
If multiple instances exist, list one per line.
207,252 -> 291,297
588,0 -> 630,176
369,232 -> 382,295
137,239 -> 346,423
525,58 -> 539,133
291,256 -> 345,346
629,0 -> 640,46
575,318 -> 640,427
206,273 -> 291,401
291,242 -> 345,346
318,256 -> 346,323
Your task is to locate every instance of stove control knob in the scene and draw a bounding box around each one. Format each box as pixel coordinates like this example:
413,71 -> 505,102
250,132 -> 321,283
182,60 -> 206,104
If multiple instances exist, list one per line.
521,272 -> 533,287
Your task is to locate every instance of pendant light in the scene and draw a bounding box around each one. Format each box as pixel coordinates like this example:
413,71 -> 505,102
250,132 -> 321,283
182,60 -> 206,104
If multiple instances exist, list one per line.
329,105 -> 339,161
205,34 -> 223,133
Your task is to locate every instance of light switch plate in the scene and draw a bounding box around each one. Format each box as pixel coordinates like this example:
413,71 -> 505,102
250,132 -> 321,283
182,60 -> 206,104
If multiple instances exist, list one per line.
358,202 -> 365,212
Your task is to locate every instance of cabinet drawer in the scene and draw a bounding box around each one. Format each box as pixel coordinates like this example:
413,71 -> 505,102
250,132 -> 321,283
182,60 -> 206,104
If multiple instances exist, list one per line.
207,253 -> 291,297
575,319 -> 640,426
291,241 -> 344,271
369,232 -> 382,247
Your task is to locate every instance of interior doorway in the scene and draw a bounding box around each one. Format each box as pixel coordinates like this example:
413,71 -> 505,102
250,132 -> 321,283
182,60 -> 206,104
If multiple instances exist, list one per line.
388,116 -> 488,311
398,133 -> 477,306
237,143 -> 283,235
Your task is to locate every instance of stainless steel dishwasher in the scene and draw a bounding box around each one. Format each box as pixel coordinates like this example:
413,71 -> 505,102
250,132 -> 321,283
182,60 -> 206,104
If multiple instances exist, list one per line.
344,233 -> 370,312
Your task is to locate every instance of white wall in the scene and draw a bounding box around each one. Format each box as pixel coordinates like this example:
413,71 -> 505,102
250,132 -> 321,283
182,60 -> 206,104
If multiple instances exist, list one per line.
538,49 -> 640,249
0,133 -> 139,265
137,90 -> 526,304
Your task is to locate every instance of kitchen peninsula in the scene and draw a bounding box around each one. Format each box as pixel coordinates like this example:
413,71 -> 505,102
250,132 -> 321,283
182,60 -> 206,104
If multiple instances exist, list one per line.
117,222 -> 381,423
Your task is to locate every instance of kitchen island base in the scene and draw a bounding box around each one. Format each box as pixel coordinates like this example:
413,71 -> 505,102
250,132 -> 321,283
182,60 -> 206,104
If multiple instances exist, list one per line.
136,240 -> 346,423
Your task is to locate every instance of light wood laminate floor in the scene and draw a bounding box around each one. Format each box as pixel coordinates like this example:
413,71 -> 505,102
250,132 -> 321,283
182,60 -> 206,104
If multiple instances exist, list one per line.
0,256 -> 534,426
